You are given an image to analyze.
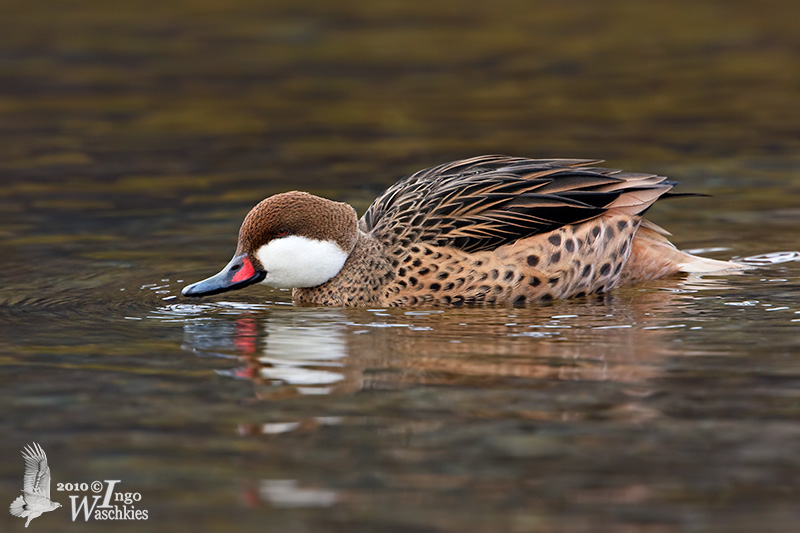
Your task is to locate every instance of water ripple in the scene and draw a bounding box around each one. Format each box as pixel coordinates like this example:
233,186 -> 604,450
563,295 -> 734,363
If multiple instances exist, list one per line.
739,251 -> 800,265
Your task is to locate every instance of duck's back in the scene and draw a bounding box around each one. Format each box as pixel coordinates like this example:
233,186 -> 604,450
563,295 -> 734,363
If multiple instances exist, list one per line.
295,155 -> 733,307
360,155 -> 674,251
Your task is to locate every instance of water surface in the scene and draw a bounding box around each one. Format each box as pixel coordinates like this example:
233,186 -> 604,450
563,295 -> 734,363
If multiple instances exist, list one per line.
1,0 -> 799,531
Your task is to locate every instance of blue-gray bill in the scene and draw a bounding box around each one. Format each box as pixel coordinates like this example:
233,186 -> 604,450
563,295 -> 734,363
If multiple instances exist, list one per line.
182,253 -> 265,297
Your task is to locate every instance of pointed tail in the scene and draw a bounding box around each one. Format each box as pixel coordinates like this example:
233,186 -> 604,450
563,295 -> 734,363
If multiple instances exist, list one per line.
619,220 -> 744,285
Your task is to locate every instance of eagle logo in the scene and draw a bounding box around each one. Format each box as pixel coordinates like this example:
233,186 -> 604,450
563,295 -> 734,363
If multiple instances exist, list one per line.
9,443 -> 61,527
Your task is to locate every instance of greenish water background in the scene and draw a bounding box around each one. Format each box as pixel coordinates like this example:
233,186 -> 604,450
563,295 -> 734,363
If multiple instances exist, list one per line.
1,0 -> 799,531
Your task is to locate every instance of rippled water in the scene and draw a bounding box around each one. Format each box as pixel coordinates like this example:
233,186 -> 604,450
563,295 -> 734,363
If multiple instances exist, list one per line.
2,0 -> 800,531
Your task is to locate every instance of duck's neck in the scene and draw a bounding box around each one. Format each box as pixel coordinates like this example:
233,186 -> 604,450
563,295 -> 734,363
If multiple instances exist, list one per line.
292,231 -> 395,306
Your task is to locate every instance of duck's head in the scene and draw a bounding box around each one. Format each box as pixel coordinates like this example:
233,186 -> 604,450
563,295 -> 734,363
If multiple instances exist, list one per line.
182,191 -> 358,297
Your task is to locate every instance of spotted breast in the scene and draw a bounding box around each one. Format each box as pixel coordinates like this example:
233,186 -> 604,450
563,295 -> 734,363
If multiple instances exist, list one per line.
182,155 -> 737,306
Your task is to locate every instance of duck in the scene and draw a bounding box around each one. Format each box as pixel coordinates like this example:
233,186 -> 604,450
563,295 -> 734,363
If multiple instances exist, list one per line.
182,155 -> 737,306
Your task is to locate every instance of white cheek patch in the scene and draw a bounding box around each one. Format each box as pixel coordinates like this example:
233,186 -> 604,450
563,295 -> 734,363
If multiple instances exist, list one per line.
255,236 -> 349,289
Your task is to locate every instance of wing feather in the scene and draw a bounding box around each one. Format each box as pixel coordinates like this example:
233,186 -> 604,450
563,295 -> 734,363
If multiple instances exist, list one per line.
21,443 -> 52,499
361,155 -> 675,254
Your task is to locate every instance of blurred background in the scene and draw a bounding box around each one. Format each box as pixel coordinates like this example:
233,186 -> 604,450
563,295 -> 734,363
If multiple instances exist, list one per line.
2,0 -> 798,190
1,0 -> 799,531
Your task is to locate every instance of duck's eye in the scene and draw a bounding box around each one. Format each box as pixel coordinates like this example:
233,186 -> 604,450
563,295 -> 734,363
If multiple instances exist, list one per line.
275,228 -> 289,237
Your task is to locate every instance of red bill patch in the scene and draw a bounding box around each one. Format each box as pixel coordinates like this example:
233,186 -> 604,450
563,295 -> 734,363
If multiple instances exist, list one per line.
232,256 -> 256,283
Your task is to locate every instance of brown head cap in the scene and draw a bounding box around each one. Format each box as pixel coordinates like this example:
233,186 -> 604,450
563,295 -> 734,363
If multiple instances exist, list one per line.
236,191 -> 358,262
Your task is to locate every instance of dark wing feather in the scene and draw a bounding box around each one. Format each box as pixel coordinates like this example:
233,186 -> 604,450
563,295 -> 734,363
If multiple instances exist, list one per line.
360,155 -> 674,254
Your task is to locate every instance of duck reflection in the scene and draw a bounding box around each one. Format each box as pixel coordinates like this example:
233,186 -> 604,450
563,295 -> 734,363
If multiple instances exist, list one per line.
176,275 -> 735,404
181,307 -> 352,395
237,478 -> 339,510
237,314 -> 348,394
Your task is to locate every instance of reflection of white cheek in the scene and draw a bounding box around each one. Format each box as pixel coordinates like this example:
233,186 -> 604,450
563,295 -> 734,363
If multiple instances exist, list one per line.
260,316 -> 348,388
255,236 -> 348,288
